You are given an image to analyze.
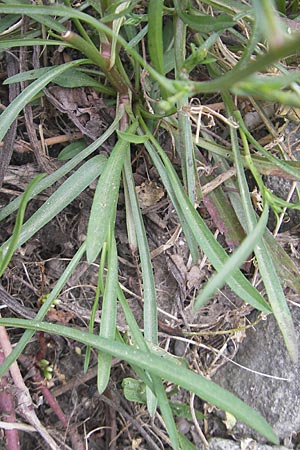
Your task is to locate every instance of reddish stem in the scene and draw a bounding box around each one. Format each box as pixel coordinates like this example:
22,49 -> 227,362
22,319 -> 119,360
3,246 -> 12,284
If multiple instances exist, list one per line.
36,331 -> 46,361
0,351 -> 20,450
19,353 -> 85,450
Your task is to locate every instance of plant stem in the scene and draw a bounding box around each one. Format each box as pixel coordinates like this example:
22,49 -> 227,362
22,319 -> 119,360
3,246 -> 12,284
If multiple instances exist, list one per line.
61,31 -> 129,95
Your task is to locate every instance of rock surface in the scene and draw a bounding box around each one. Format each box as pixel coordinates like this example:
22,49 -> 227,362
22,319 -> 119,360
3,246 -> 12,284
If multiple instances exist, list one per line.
264,121 -> 300,231
208,437 -> 291,450
213,305 -> 300,445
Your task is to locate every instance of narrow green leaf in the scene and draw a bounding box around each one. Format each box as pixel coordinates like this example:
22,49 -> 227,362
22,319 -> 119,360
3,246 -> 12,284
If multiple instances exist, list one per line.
255,240 -> 298,362
177,10 -> 235,33
122,378 -> 147,403
116,130 -> 149,143
0,38 -> 73,50
0,244 -> 86,378
86,122 -> 138,263
178,432 -> 199,450
0,318 -> 279,445
5,67 -> 107,90
0,156 -> 107,258
221,157 -> 300,298
0,59 -> 89,142
117,286 -> 179,450
141,128 -> 199,261
140,119 -> 271,313
4,66 -> 56,84
0,174 -> 46,277
28,12 -> 67,33
123,152 -> 158,347
252,0 -> 285,46
166,161 -> 270,312
226,93 -> 298,362
194,204 -> 269,311
177,110 -> 197,204
97,232 -> 118,394
0,108 -> 123,222
84,243 -> 107,373
123,148 -> 158,416
0,14 -> 21,33
58,140 -> 87,161
110,1 -> 131,68
151,377 -> 180,450
148,0 -> 165,75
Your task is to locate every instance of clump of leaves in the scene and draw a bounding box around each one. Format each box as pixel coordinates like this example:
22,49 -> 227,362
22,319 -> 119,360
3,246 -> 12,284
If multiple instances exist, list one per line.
1,1 -> 300,448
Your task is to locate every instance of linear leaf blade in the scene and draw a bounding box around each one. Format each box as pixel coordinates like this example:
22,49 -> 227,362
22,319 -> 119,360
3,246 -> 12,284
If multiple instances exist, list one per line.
86,122 -> 138,263
97,233 -> 118,394
0,59 -> 89,142
194,204 -> 269,310
0,318 -> 279,445
0,156 -> 106,257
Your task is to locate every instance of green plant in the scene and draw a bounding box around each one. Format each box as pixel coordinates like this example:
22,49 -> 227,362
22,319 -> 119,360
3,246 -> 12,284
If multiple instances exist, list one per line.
1,1 -> 300,448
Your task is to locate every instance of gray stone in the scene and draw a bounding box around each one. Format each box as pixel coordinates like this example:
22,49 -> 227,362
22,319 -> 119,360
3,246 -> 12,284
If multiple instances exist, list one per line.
208,437 -> 291,450
213,306 -> 300,444
264,121 -> 300,231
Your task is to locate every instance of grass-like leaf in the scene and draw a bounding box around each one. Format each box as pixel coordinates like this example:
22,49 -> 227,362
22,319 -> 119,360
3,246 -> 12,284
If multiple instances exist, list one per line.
235,111 -> 300,180
0,39 -> 67,50
0,156 -> 107,258
177,9 -> 235,33
84,244 -> 107,373
2,3 -> 300,103
57,140 -> 87,161
123,148 -> 158,416
140,118 -> 271,313
0,59 -> 89,142
0,244 -> 86,377
5,66 -> 109,91
116,130 -> 149,143
194,204 -> 269,310
0,13 -> 21,33
139,126 -> 199,261
0,317 -> 279,445
255,240 -> 298,362
148,0 -> 165,75
97,230 -> 118,394
110,1 -> 131,69
0,108 -> 123,222
117,286 -> 180,450
0,174 -> 45,277
226,94 -> 298,362
86,121 -> 138,263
